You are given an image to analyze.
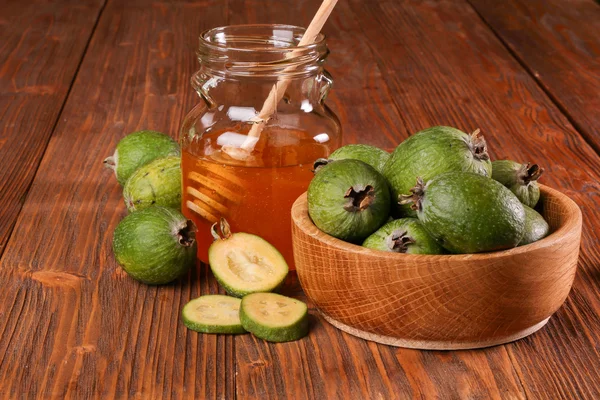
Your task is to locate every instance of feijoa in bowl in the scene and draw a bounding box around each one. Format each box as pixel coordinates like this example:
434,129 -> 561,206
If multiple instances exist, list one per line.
291,184 -> 581,350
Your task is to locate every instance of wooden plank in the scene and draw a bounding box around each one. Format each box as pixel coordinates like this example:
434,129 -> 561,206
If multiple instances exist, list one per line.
0,0 -> 105,254
227,1 -> 526,398
0,0 -> 234,398
467,0 -> 600,153
346,0 -> 600,398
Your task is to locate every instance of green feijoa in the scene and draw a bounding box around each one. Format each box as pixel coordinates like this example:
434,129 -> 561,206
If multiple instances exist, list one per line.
104,130 -> 180,185
308,159 -> 391,243
383,126 -> 492,217
123,156 -> 182,212
519,205 -> 550,246
112,206 -> 196,285
314,144 -> 390,173
400,172 -> 525,254
362,218 -> 446,254
492,160 -> 544,208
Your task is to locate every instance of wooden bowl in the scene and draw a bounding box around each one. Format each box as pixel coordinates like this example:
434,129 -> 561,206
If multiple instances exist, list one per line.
291,185 -> 582,350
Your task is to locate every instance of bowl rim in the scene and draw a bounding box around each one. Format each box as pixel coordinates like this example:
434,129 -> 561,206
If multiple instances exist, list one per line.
292,184 -> 582,261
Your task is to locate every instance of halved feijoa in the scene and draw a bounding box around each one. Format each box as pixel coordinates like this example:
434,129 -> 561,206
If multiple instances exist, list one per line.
123,156 -> 182,212
112,206 -> 197,284
208,219 -> 289,298
519,205 -> 550,246
240,292 -> 309,343
383,126 -> 492,217
182,295 -> 246,334
400,172 -> 525,254
362,218 -> 446,254
492,160 -> 544,208
104,130 -> 180,185
315,144 -> 390,173
308,159 -> 391,243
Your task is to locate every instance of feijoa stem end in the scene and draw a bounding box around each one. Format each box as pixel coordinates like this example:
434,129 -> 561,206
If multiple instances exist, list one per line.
312,158 -> 332,173
211,217 -> 233,241
399,177 -> 426,211
469,128 -> 490,161
343,185 -> 375,212
178,220 -> 197,247
103,155 -> 116,170
387,230 -> 416,253
518,163 -> 544,185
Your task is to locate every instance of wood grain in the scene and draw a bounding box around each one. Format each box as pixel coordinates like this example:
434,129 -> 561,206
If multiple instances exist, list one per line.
467,0 -> 600,153
347,0 -> 600,397
292,186 -> 581,348
0,0 -> 234,398
0,0 -> 105,254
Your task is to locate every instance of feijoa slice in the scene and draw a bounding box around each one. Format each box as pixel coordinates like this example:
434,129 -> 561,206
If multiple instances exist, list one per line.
104,130 -> 180,185
182,295 -> 246,334
492,160 -> 544,208
240,293 -> 309,343
519,205 -> 550,246
315,144 -> 390,173
112,206 -> 196,284
362,218 -> 446,254
208,219 -> 289,298
123,156 -> 182,212
308,159 -> 391,243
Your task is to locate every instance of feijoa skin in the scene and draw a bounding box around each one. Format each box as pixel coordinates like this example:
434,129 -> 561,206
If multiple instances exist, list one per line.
123,156 -> 182,212
308,159 -> 391,243
316,144 -> 390,173
401,172 -> 525,254
492,160 -> 544,208
362,218 -> 446,254
519,205 -> 550,246
112,207 -> 196,284
383,126 -> 492,217
104,130 -> 180,185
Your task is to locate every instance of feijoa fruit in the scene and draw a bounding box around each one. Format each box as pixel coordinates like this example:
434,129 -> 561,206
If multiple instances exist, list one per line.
308,159 -> 391,243
112,206 -> 196,284
519,205 -> 550,246
400,172 -> 525,254
123,156 -> 182,212
104,130 -> 180,185
362,218 -> 446,254
491,160 -> 544,208
314,144 -> 390,173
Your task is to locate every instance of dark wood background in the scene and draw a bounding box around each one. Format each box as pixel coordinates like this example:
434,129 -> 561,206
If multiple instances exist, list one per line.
1,0 -> 599,398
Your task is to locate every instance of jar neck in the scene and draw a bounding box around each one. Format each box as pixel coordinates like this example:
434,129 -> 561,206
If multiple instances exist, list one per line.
196,24 -> 329,80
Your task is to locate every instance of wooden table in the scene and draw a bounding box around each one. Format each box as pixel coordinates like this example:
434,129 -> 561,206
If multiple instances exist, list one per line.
1,0 -> 599,398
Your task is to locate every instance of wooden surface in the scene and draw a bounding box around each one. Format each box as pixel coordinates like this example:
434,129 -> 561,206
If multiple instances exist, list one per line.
0,0 -> 599,398
292,186 -> 582,349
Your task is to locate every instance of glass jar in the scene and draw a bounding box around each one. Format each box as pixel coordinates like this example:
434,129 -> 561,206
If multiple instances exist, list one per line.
180,24 -> 342,267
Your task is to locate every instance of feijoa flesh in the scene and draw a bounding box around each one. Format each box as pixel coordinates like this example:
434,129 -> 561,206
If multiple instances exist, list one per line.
182,295 -> 246,334
384,126 -> 492,217
112,206 -> 197,284
240,292 -> 309,343
208,219 -> 289,298
400,172 -> 525,254
308,159 -> 391,243
104,130 -> 180,185
492,160 -> 544,208
362,218 -> 446,254
519,205 -> 550,246
315,144 -> 390,173
123,156 -> 182,212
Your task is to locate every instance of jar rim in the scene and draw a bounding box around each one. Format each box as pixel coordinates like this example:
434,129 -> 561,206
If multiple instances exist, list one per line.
199,24 -> 326,53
